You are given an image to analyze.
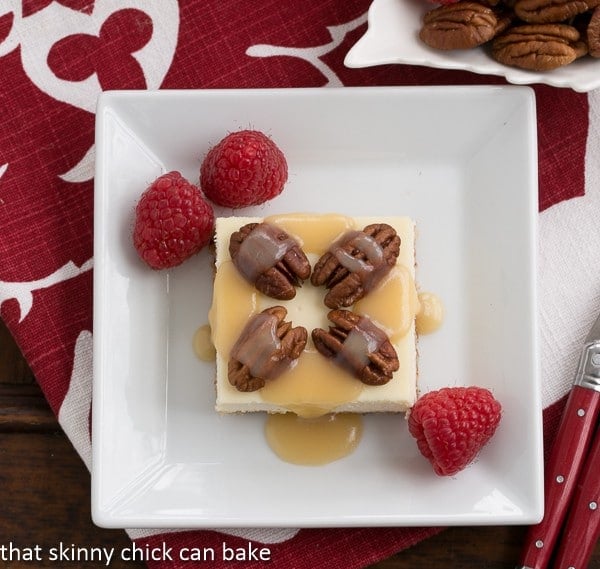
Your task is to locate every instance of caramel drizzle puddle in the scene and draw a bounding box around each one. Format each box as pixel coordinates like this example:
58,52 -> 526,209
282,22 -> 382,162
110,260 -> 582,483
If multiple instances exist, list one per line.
264,413 -> 363,466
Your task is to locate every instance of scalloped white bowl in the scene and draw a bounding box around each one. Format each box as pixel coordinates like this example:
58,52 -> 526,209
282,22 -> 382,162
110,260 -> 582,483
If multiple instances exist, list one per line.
345,0 -> 600,92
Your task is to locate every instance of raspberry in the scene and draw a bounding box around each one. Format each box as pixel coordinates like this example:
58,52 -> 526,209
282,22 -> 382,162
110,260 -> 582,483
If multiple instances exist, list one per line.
200,129 -> 288,208
133,171 -> 214,269
408,386 -> 502,476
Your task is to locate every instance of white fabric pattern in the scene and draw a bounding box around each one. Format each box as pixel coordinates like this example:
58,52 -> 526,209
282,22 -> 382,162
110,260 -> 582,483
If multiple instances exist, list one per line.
58,330 -> 94,469
538,88 -> 600,408
0,259 -> 93,323
17,0 -> 179,112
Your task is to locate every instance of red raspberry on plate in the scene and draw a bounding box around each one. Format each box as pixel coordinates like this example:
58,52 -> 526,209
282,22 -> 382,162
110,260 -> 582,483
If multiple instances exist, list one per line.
408,386 -> 502,476
200,129 -> 288,208
133,171 -> 214,270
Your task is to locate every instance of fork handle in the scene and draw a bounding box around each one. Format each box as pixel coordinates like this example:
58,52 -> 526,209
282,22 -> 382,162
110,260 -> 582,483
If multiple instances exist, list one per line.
553,424 -> 600,569
517,385 -> 600,569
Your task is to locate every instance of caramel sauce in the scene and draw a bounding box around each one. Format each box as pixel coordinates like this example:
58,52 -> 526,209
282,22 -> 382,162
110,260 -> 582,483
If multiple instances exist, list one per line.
265,213 -> 354,255
354,265 -> 420,344
193,324 -> 216,362
416,292 -> 444,335
264,413 -> 363,465
209,260 -> 258,356
260,351 -> 363,418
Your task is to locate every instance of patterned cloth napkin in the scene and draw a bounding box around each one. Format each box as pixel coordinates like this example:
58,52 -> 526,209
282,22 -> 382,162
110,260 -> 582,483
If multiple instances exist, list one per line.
0,1 -> 597,567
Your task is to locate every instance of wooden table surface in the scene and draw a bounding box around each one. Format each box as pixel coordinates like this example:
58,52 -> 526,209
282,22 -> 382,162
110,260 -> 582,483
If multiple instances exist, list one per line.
1,318 -> 598,569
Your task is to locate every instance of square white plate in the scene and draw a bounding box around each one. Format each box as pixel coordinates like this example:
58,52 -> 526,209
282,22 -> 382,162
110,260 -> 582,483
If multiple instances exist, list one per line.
92,86 -> 543,528
345,0 -> 600,93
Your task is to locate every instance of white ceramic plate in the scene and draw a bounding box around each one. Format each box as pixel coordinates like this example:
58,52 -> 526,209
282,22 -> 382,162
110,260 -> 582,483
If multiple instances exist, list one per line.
92,87 -> 543,528
345,0 -> 600,92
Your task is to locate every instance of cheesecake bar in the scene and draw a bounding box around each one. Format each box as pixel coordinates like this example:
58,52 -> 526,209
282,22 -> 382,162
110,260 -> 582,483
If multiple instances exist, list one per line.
209,213 -> 419,416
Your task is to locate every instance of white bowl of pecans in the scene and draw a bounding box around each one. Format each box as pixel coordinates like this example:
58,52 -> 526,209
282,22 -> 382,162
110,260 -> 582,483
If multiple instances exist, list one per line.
345,0 -> 600,92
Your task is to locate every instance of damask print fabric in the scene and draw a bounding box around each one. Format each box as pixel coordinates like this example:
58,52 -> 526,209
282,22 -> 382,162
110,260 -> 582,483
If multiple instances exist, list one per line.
0,1 -> 596,567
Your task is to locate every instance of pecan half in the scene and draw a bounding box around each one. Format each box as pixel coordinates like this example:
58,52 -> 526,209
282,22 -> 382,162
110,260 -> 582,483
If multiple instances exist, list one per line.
492,24 -> 588,70
588,6 -> 600,56
229,222 -> 311,300
312,310 -> 399,386
228,306 -> 307,392
514,0 -> 600,23
311,224 -> 400,309
420,1 -> 512,50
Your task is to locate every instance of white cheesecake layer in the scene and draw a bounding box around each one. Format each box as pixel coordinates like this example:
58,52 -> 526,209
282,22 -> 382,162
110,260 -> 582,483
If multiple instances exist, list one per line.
210,214 -> 418,415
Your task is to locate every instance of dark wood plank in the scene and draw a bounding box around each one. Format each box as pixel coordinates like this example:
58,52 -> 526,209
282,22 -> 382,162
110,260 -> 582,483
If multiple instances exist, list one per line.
368,526 -> 527,568
0,432 -> 145,569
0,383 -> 57,432
0,318 -> 35,384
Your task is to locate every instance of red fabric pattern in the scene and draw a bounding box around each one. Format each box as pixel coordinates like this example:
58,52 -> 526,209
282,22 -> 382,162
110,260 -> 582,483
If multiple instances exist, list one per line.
22,0 -> 95,17
0,12 -> 14,44
48,9 -> 153,90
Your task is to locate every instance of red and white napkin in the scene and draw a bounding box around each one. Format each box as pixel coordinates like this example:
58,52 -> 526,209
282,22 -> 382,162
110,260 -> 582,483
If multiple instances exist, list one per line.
0,1 -> 595,567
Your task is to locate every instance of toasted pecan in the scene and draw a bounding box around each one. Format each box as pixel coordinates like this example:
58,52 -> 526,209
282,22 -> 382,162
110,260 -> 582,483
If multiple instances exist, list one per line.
229,222 -> 311,300
228,306 -> 307,392
311,224 -> 400,309
312,310 -> 399,386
